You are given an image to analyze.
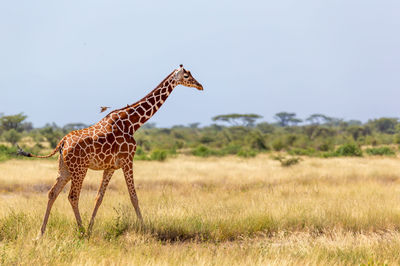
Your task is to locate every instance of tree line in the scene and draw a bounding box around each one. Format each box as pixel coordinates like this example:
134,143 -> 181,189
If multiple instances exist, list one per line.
0,112 -> 399,161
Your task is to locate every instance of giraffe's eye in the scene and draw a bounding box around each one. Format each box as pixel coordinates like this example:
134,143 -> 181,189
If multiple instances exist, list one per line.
184,74 -> 189,79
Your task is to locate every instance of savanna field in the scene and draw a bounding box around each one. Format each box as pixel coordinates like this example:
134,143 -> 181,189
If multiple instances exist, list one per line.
2,155 -> 400,265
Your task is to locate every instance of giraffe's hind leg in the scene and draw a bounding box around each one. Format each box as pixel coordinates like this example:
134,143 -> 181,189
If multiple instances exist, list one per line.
68,168 -> 88,233
39,157 -> 71,237
87,169 -> 115,235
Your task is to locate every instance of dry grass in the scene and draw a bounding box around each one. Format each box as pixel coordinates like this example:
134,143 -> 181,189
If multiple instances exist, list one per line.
1,155 -> 400,265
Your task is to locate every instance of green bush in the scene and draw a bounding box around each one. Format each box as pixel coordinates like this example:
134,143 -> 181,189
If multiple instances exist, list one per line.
222,144 -> 242,155
271,139 -> 286,151
334,143 -> 363,157
237,149 -> 257,158
365,146 -> 395,156
394,134 -> 400,144
0,145 -> 18,162
247,133 -> 268,150
2,129 -> 21,145
39,127 -> 64,148
134,146 -> 150,161
288,148 -> 316,156
280,157 -> 301,167
135,154 -> 150,161
192,145 -> 221,157
272,155 -> 301,167
150,149 -> 168,161
316,141 -> 334,152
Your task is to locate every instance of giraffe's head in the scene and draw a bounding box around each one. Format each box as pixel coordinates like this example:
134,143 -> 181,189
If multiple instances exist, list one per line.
174,65 -> 203,91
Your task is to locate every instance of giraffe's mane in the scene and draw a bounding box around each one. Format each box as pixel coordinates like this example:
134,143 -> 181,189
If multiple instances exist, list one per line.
102,69 -> 177,118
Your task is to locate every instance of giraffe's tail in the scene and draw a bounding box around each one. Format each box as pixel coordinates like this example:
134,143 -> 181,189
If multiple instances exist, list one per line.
17,139 -> 64,159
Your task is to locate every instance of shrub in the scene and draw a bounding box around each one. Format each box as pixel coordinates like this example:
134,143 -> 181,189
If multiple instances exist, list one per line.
247,133 -> 269,150
192,145 -> 221,157
199,135 -> 214,144
2,129 -> 21,145
135,154 -> 150,161
272,155 -> 301,167
316,141 -> 334,152
288,148 -> 316,156
173,140 -> 185,149
39,127 -> 64,148
280,157 -> 301,167
222,144 -> 242,155
394,134 -> 400,144
237,149 -> 257,158
0,145 -> 18,162
272,139 -> 286,151
192,145 -> 210,157
365,146 -> 395,156
134,146 -> 150,161
285,135 -> 297,146
334,143 -> 363,157
150,149 -> 168,161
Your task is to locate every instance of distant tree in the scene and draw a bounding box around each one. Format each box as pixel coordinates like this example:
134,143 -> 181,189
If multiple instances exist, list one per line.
0,113 -> 27,132
63,123 -> 89,132
368,118 -> 398,134
39,127 -> 64,148
208,123 -> 224,131
308,127 -> 336,139
21,122 -> 33,132
142,122 -> 157,129
325,117 -> 344,127
274,112 -> 302,127
3,129 -> 22,145
172,125 -> 185,129
289,118 -> 302,126
347,120 -> 362,126
306,114 -> 332,125
212,113 -> 262,127
256,122 -> 275,134
44,122 -> 61,129
189,122 -> 200,129
347,126 -> 366,141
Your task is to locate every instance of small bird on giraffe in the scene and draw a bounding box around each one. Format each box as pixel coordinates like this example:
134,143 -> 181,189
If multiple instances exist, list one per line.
100,106 -> 110,113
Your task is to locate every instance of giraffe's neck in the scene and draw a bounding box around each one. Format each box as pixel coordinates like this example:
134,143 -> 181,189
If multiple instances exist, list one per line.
131,72 -> 178,128
102,70 -> 178,134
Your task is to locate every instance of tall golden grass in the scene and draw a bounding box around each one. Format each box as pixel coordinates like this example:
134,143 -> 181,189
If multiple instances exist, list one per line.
1,155 -> 400,265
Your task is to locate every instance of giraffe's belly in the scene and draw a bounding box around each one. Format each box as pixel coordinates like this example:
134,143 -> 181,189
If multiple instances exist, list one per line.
88,133 -> 136,170
88,153 -> 120,170
88,150 -> 134,170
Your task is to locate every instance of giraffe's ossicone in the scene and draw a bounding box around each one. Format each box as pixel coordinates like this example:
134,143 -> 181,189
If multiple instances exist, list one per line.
17,65 -> 203,237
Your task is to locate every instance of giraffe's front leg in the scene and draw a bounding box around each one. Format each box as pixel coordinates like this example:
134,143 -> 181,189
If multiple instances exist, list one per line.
122,161 -> 143,223
87,169 -> 115,235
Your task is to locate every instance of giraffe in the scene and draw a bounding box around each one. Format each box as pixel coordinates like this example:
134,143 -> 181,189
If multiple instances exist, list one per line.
17,65 -> 203,236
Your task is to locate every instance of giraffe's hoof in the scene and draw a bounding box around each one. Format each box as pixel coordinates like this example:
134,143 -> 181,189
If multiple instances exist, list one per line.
86,228 -> 94,238
33,234 -> 43,242
76,226 -> 86,237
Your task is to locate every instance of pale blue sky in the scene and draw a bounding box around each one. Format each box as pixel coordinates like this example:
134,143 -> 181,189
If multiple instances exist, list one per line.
1,1 -> 399,127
